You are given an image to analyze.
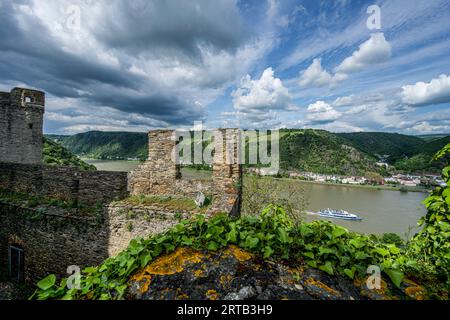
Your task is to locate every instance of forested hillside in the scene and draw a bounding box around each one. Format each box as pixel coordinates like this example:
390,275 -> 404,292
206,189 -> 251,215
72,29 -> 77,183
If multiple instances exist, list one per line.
43,137 -> 96,170
47,131 -> 148,161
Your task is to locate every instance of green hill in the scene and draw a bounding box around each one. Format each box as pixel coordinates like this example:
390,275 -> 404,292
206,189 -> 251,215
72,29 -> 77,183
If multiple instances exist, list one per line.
279,129 -> 382,176
43,137 -> 96,170
46,131 -> 148,161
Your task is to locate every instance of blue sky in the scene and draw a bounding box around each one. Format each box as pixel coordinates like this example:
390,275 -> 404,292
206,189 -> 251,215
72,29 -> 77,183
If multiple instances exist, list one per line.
0,0 -> 449,135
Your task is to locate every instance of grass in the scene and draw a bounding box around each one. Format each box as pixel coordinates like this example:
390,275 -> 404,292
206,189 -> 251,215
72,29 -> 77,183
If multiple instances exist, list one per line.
0,189 -> 102,216
121,195 -> 206,212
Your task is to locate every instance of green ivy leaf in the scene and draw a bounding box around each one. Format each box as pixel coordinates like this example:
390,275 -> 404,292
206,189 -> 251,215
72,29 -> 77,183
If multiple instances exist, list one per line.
384,269 -> 404,288
343,268 -> 355,279
319,262 -> 334,275
332,226 -> 347,238
140,254 -> 152,268
245,236 -> 259,249
263,246 -> 274,259
37,274 -> 56,291
303,251 -> 315,259
207,241 -> 219,251
277,227 -> 289,244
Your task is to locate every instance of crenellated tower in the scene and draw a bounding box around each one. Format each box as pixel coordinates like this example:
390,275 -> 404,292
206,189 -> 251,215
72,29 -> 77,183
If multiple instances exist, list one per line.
0,88 -> 45,164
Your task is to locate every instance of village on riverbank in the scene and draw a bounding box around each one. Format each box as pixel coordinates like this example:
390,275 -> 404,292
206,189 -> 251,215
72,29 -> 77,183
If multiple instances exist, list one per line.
247,167 -> 446,191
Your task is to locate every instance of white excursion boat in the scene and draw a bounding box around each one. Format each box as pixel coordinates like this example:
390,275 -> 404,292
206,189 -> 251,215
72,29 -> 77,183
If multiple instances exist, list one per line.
318,208 -> 363,221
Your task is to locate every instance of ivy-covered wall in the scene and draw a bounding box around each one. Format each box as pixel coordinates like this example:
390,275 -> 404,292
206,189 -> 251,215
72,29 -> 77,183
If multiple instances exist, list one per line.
0,162 -> 128,205
0,201 -> 108,283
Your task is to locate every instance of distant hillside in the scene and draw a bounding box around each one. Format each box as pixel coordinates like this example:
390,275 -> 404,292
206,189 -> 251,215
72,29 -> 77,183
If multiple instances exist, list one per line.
394,136 -> 450,173
45,130 -> 449,175
416,134 -> 450,142
43,137 -> 96,171
47,131 -> 148,161
337,132 -> 423,163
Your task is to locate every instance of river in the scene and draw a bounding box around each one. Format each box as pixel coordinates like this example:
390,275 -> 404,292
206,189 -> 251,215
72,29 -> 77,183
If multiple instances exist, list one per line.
85,159 -> 428,237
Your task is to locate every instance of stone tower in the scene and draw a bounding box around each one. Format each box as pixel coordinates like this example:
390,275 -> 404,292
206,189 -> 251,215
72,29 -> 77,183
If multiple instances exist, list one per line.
128,129 -> 243,216
0,88 -> 45,165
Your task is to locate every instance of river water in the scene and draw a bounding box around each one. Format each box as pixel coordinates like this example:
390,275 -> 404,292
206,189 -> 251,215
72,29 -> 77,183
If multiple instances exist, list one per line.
85,159 -> 428,236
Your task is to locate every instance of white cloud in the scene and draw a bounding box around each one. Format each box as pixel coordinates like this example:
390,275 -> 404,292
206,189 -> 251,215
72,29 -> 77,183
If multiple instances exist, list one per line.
232,67 -> 294,113
346,105 -> 369,115
403,121 -> 450,134
333,95 -> 355,107
336,33 -> 392,74
299,58 -> 347,88
306,101 -> 342,124
401,74 -> 450,106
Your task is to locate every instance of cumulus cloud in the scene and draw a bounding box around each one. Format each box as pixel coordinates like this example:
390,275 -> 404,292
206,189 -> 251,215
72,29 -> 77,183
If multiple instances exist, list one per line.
298,33 -> 391,89
232,67 -> 294,113
306,101 -> 342,124
335,32 -> 392,74
401,74 -> 450,106
299,58 -> 347,88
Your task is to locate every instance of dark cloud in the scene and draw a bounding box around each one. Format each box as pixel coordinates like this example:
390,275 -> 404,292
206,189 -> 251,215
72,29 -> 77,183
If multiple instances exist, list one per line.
94,0 -> 245,60
0,0 -> 249,130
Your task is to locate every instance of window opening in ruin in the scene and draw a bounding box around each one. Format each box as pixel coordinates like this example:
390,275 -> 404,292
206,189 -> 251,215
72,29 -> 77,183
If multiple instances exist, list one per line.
25,97 -> 33,103
8,245 -> 24,282
28,123 -> 33,129
178,133 -> 213,181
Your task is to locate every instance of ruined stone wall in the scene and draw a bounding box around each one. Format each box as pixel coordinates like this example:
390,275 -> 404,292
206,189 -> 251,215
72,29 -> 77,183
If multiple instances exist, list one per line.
107,203 -> 191,256
128,129 -> 242,216
0,163 -> 129,205
0,88 -> 45,165
0,201 -> 108,283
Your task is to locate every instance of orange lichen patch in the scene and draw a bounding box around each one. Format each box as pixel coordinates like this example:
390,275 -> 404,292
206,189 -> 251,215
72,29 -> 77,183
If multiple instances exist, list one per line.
177,292 -> 189,300
225,245 -> 253,262
405,286 -> 426,300
130,274 -> 152,294
145,247 -> 203,276
194,269 -> 205,278
219,274 -> 233,286
288,266 -> 304,274
131,247 -> 205,289
306,278 -> 340,297
206,289 -> 219,300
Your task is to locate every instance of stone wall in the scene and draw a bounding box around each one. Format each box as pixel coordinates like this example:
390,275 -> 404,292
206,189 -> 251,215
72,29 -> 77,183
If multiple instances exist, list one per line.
0,201 -> 108,283
0,162 -> 129,205
128,129 -> 242,216
107,203 -> 191,257
0,200 -> 198,283
0,88 -> 45,165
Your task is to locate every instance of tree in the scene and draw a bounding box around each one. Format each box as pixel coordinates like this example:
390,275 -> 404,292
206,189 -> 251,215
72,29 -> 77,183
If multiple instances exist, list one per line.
365,171 -> 383,184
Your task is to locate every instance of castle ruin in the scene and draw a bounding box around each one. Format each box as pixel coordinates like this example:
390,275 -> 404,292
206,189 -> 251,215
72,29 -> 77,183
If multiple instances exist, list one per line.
0,87 -> 242,283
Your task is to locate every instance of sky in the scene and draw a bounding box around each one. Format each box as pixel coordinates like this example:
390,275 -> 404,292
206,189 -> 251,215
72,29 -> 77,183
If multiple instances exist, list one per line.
0,0 -> 449,135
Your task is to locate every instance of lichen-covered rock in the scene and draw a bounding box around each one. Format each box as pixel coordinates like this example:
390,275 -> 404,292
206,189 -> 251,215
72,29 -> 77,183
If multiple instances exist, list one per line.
127,246 -> 408,300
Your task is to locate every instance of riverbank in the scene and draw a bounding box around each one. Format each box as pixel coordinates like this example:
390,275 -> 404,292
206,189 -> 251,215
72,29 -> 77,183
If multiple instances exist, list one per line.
244,173 -> 430,193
